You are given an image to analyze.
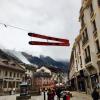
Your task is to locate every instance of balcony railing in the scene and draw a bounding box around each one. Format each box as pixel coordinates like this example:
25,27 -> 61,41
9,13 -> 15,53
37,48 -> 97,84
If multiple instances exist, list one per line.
85,57 -> 91,64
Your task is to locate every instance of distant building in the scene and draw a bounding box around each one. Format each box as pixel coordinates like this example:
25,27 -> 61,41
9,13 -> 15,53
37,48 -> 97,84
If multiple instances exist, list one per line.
33,66 -> 55,91
0,58 -> 25,94
47,67 -> 66,84
19,63 -> 36,85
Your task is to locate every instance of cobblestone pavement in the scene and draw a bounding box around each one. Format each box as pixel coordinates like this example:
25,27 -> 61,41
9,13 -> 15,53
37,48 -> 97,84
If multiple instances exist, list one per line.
0,92 -> 92,100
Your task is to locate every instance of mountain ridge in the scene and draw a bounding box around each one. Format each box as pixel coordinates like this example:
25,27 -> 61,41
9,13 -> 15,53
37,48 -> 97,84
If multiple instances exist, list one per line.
0,48 -> 69,72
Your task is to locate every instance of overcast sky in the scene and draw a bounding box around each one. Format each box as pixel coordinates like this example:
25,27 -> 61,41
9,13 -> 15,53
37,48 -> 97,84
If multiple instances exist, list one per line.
0,0 -> 81,60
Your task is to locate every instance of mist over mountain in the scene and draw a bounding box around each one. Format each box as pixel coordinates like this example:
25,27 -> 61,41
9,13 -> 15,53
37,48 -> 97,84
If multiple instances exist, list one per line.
22,52 -> 69,72
0,48 -> 69,72
0,49 -> 22,63
4,50 -> 31,65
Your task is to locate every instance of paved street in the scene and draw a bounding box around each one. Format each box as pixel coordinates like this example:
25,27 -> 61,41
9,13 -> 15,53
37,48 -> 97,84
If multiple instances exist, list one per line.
70,92 -> 92,100
0,92 -> 92,100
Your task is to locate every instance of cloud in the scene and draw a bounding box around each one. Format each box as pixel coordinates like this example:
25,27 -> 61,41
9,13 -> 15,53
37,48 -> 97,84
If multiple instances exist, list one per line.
0,0 -> 81,60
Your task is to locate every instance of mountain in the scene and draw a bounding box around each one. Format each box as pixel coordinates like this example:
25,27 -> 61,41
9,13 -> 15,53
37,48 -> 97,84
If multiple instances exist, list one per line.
22,52 -> 47,67
22,52 -> 69,72
0,48 -> 69,72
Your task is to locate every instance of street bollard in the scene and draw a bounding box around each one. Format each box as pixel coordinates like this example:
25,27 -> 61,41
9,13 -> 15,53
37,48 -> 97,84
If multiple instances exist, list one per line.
66,95 -> 70,100
44,91 -> 46,100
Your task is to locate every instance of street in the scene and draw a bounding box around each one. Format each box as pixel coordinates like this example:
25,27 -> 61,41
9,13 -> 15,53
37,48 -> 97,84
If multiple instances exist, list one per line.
0,92 -> 92,100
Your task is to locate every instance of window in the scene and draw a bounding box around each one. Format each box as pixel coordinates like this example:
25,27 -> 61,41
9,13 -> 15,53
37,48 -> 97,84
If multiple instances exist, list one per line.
84,28 -> 88,38
81,14 -> 85,27
82,28 -> 88,45
87,46 -> 91,57
17,73 -> 19,77
92,20 -> 97,33
95,39 -> 100,53
85,49 -> 87,58
4,81 -> 7,88
84,46 -> 91,64
74,49 -> 76,58
78,42 -> 81,53
10,72 -> 12,77
90,3 -> 93,14
14,73 -> 16,77
80,56 -> 82,66
5,71 -> 8,76
0,70 -> 1,76
20,74 -> 22,78
8,82 -> 12,88
76,60 -> 78,71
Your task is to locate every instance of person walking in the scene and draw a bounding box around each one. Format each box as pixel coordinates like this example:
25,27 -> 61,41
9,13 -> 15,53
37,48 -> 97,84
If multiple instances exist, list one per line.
92,87 -> 99,100
47,89 -> 52,100
51,89 -> 56,100
56,88 -> 62,100
47,89 -> 56,100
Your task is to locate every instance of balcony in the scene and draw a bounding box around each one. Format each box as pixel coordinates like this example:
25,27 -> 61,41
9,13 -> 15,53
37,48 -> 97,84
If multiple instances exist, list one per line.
85,57 -> 91,64
82,37 -> 88,46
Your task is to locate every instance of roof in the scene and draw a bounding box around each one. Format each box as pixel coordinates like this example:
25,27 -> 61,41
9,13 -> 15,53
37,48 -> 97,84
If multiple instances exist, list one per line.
36,66 -> 51,74
0,58 -> 25,72
19,63 -> 36,71
34,71 -> 51,78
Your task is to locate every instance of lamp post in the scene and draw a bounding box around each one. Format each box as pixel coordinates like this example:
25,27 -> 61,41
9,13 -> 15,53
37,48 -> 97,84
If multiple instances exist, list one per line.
43,88 -> 46,100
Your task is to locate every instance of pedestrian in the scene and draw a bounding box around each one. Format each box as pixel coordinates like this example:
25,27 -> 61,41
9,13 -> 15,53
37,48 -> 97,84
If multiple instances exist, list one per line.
47,89 -> 52,100
56,88 -> 62,100
63,93 -> 66,100
51,89 -> 56,100
47,89 -> 56,100
92,87 -> 99,100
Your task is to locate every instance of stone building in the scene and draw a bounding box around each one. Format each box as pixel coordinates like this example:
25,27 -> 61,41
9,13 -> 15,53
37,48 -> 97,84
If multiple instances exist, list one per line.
68,0 -> 100,94
33,66 -> 55,91
0,58 -> 25,94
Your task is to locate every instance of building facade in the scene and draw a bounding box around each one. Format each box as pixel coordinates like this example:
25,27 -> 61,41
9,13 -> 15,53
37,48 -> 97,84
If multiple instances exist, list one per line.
69,0 -> 100,94
0,58 -> 25,94
33,67 -> 55,91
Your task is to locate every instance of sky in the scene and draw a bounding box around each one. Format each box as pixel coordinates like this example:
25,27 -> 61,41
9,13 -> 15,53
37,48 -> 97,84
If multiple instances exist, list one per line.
0,0 -> 81,61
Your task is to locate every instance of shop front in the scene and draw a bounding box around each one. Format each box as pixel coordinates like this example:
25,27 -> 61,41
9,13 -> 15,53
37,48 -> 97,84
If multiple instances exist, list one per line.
76,70 -> 87,92
86,65 -> 99,90
77,75 -> 86,92
70,78 -> 76,91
